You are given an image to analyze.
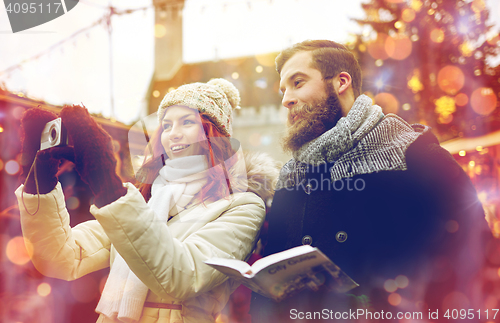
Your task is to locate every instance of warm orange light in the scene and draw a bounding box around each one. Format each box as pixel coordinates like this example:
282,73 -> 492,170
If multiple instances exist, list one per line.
471,88 -> 497,115
37,283 -> 52,297
455,93 -> 468,106
375,93 -> 399,114
385,34 -> 412,60
408,71 -> 423,93
368,33 -> 390,60
384,279 -> 398,293
459,41 -> 474,57
430,28 -> 445,43
472,0 -> 486,13
388,293 -> 402,306
438,113 -> 453,124
411,0 -> 423,11
402,8 -> 416,22
437,65 -> 465,94
6,236 -> 33,265
435,96 -> 456,116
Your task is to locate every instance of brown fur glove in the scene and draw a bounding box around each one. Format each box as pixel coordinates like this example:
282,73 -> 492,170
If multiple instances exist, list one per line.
60,105 -> 127,208
19,108 -> 72,194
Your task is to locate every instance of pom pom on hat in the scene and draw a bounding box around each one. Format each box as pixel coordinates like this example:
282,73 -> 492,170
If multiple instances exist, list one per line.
158,78 -> 240,136
207,78 -> 241,109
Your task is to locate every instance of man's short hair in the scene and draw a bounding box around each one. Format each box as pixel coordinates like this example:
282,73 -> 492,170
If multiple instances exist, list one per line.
276,40 -> 362,97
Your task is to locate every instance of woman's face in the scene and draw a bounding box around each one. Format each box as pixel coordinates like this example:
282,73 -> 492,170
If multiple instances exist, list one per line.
160,106 -> 206,160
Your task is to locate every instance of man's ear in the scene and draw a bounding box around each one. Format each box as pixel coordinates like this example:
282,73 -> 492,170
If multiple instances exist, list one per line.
337,72 -> 352,95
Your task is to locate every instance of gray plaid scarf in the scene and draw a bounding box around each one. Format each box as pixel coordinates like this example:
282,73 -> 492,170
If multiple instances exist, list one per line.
276,95 -> 426,190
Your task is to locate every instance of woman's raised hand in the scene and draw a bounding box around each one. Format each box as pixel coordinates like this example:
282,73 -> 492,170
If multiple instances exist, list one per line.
60,105 -> 127,207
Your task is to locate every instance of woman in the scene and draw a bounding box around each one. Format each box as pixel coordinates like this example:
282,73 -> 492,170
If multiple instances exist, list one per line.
16,79 -> 278,323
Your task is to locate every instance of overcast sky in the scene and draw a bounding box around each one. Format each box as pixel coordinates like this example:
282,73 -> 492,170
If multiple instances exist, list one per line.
0,0 -> 499,124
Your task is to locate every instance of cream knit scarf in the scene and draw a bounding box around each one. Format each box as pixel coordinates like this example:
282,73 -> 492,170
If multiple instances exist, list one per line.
96,155 -> 209,322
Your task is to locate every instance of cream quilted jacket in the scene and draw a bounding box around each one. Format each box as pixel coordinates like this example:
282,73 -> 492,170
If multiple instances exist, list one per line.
16,152 -> 279,323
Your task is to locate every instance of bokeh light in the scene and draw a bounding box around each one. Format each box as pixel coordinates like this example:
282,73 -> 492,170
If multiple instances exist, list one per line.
471,0 -> 486,13
459,41 -> 474,57
368,33 -> 389,60
437,65 -> 465,94
5,160 -> 20,175
455,93 -> 468,106
66,197 -> 80,210
385,34 -> 412,60
154,24 -> 167,38
388,293 -> 402,306
384,279 -> 398,293
37,282 -> 52,297
12,106 -> 24,120
395,275 -> 409,289
471,87 -> 497,116
408,71 -> 423,93
255,65 -> 263,73
231,72 -> 239,80
438,113 -> 453,124
6,236 -> 33,265
435,96 -> 456,116
374,92 -> 399,114
430,28 -> 445,43
402,8 -> 415,22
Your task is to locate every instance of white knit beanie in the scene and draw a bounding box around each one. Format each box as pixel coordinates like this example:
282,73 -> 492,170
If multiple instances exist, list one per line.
157,78 -> 241,137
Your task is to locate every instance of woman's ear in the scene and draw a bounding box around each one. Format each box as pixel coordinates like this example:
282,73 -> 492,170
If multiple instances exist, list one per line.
337,72 -> 352,95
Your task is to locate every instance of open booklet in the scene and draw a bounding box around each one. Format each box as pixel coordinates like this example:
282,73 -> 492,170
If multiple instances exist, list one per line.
205,245 -> 358,302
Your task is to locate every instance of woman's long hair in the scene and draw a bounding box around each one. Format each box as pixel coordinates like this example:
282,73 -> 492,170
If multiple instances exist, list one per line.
137,112 -> 237,202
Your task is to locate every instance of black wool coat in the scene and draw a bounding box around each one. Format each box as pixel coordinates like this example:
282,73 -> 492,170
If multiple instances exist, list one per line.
250,128 -> 492,322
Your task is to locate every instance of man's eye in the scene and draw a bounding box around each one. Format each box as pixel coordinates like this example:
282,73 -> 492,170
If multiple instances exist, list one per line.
294,79 -> 303,87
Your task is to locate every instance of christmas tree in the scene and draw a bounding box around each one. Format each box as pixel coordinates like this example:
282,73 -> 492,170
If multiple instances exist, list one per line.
349,0 -> 500,141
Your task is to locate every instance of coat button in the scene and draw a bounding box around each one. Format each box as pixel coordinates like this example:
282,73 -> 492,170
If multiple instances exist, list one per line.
302,235 -> 313,245
336,231 -> 348,243
304,183 -> 312,195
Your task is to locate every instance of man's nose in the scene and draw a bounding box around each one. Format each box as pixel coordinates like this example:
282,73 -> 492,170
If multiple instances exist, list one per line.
282,92 -> 297,109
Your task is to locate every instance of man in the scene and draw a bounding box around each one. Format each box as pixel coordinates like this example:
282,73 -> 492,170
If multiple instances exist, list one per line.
250,40 -> 494,322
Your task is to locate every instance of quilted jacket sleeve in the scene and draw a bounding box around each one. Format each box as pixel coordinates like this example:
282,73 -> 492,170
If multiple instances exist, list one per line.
90,182 -> 265,300
15,183 -> 111,280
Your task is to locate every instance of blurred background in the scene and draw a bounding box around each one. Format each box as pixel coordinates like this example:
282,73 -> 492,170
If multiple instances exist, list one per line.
1,0 -> 500,322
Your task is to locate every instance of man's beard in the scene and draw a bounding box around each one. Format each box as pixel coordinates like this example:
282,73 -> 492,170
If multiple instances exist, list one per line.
281,84 -> 343,153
